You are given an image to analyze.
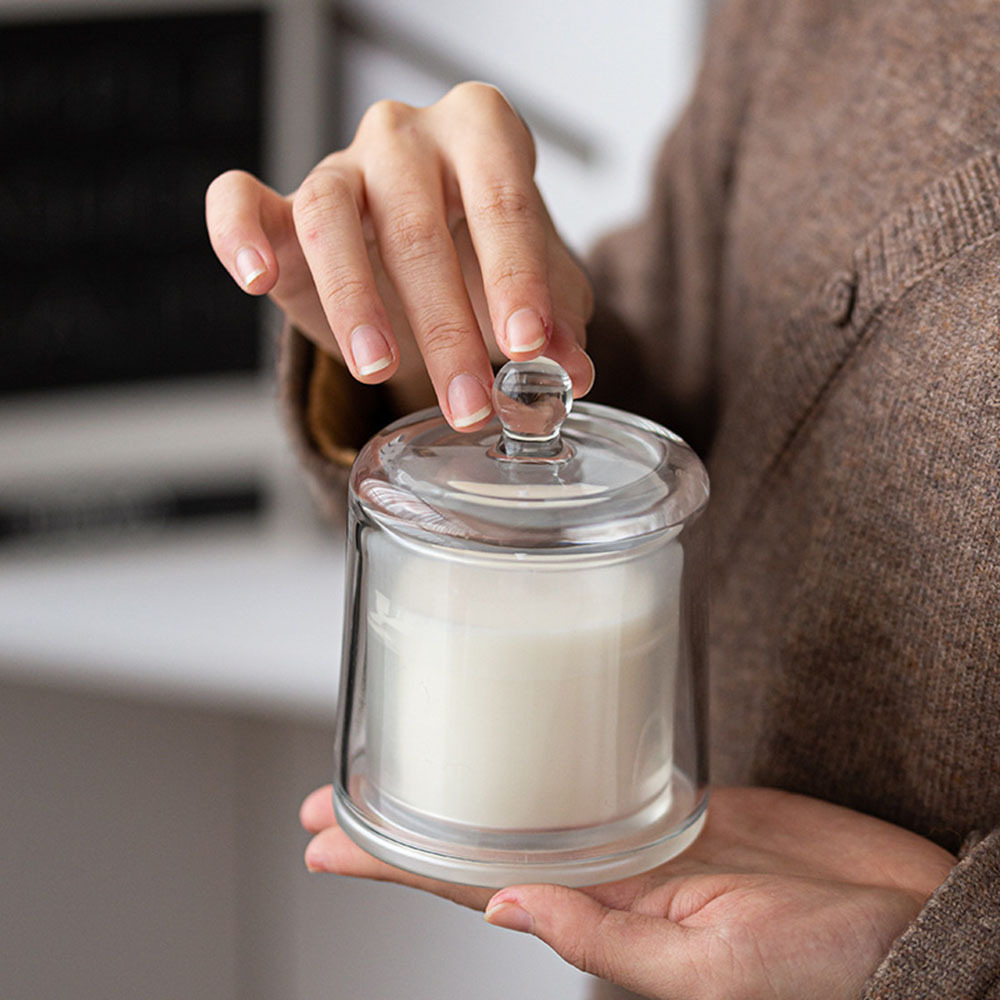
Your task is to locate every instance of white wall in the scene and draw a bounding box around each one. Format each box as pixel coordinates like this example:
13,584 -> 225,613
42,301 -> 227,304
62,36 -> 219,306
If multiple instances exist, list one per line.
1,680 -> 601,999
334,0 -> 704,249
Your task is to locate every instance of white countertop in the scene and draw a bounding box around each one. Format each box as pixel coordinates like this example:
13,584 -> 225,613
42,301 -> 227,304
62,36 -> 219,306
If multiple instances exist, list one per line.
0,521 -> 346,720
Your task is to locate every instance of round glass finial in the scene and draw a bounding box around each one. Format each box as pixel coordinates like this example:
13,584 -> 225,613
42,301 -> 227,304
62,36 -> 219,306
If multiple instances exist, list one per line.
492,357 -> 573,456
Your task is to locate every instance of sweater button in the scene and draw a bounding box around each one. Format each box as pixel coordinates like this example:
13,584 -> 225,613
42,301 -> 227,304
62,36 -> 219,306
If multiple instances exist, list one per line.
820,269 -> 857,326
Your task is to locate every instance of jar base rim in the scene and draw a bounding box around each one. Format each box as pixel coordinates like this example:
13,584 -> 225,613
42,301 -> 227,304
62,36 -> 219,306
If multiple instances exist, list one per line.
332,775 -> 708,888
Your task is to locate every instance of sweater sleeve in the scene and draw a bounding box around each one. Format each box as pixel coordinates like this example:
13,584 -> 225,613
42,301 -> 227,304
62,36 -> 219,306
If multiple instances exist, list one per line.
276,318 -> 400,520
861,829 -> 1000,1000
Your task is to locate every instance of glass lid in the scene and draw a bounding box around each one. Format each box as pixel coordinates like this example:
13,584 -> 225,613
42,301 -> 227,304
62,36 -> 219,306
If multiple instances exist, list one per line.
349,358 -> 709,550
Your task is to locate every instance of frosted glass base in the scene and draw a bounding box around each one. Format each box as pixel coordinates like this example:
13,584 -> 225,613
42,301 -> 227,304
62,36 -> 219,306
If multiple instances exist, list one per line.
333,769 -> 707,888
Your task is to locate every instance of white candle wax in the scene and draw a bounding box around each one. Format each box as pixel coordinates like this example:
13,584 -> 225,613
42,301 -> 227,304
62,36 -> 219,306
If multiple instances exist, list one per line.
363,532 -> 683,831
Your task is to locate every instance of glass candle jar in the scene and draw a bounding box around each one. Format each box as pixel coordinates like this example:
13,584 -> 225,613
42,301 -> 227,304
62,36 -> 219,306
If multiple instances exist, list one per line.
333,359 -> 709,887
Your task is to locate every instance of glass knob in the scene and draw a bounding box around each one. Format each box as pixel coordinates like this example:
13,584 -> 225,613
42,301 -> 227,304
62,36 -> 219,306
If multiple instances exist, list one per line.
492,357 -> 573,457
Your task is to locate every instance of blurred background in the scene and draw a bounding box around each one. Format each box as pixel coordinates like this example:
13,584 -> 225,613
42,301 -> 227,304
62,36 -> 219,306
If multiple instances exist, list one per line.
0,0 -> 705,996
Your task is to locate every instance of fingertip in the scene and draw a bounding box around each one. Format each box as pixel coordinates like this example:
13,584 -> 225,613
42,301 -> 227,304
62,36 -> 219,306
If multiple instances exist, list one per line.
348,324 -> 398,382
300,784 -> 336,833
569,346 -> 595,398
205,169 -> 283,294
446,371 -> 493,431
504,307 -> 550,358
546,323 -> 594,397
303,828 -> 361,875
304,836 -> 331,873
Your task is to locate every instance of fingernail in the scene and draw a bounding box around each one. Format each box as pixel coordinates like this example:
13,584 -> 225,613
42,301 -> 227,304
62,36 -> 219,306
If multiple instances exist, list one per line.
447,373 -> 492,428
506,308 -> 547,354
484,900 -> 534,935
350,325 -> 393,376
235,246 -> 267,289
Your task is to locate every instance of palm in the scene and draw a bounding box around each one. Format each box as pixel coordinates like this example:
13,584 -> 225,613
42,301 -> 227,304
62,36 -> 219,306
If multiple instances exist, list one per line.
301,786 -> 954,1000
610,868 -> 919,999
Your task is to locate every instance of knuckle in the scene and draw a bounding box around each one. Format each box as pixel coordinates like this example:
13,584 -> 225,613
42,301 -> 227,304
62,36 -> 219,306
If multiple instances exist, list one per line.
418,316 -> 467,360
316,269 -> 370,308
292,172 -> 352,232
489,262 -> 540,293
446,83 -> 537,153
471,182 -> 536,227
443,81 -> 508,115
382,208 -> 442,261
356,98 -> 414,139
441,82 -> 528,144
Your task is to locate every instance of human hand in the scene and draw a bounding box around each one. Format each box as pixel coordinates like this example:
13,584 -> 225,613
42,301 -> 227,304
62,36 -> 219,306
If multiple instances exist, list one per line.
300,786 -> 954,1000
205,82 -> 594,427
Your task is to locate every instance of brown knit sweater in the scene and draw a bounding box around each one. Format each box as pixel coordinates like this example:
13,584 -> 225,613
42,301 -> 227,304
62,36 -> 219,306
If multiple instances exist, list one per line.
280,0 -> 1000,996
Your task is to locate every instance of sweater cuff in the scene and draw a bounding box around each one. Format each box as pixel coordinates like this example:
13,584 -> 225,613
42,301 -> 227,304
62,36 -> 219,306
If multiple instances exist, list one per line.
861,828 -> 1000,999
276,322 -> 397,520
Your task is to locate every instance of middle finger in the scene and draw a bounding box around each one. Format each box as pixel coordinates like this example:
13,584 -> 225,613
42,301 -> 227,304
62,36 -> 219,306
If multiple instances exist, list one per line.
365,136 -> 496,430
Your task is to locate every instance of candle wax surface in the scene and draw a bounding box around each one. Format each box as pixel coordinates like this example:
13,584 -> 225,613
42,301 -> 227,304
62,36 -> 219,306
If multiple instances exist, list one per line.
362,532 -> 684,831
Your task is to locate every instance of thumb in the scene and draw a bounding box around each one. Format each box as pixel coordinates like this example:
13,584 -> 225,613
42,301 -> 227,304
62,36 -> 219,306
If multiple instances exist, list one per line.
484,885 -> 696,997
